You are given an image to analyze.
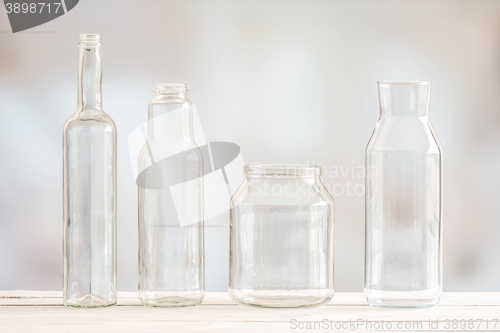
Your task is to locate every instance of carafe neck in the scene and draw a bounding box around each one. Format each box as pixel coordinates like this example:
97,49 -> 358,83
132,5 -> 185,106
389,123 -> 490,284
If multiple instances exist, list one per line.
378,81 -> 431,117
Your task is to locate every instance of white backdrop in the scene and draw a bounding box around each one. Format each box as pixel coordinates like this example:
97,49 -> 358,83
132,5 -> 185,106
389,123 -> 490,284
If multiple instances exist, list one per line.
0,0 -> 499,292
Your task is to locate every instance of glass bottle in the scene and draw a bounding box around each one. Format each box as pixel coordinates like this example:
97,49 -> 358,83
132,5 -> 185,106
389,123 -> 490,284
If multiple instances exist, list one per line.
365,81 -> 443,308
229,164 -> 334,308
63,34 -> 117,307
138,83 -> 204,307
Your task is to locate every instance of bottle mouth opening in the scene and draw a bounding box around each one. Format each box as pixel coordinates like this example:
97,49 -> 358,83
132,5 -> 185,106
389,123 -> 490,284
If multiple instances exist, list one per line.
378,81 -> 431,86
79,33 -> 102,47
245,164 -> 321,177
153,83 -> 188,95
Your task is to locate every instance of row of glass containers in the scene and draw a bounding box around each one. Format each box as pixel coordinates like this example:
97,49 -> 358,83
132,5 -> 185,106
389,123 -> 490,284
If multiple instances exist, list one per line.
63,34 -> 442,308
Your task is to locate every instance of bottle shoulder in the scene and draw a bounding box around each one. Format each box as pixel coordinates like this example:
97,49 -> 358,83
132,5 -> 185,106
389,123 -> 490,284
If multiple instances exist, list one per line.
367,116 -> 442,153
138,139 -> 200,157
64,110 -> 116,135
138,139 -> 203,170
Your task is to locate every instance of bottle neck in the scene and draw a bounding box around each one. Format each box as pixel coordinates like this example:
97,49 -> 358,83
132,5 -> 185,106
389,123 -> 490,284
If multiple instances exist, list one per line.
378,82 -> 431,117
78,44 -> 102,111
148,85 -> 193,142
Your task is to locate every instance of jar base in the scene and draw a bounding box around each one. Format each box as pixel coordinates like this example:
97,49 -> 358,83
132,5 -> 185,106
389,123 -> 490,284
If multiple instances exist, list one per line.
139,291 -> 204,307
364,288 -> 441,308
229,288 -> 333,308
63,293 -> 116,308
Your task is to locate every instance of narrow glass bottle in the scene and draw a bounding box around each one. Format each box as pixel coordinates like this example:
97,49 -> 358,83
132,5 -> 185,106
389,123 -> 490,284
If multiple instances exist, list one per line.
138,83 -> 204,307
63,34 -> 117,307
365,81 -> 443,308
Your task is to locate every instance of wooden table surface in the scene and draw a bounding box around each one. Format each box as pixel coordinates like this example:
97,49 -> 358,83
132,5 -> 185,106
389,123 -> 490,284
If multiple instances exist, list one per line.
1,291 -> 499,332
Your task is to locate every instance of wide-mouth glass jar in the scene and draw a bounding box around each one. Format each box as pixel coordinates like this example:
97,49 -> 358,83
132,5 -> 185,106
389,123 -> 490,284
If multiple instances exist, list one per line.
229,164 -> 335,308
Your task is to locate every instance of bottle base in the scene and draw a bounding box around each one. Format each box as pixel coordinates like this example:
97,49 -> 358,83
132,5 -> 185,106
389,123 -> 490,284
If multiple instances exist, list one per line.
229,288 -> 333,308
139,291 -> 204,308
63,293 -> 116,308
364,288 -> 441,308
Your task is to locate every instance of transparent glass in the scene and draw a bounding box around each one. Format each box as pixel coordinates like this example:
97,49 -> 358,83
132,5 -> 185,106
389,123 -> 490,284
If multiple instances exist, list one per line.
138,83 -> 204,307
229,164 -> 334,308
63,34 -> 117,308
365,81 -> 443,308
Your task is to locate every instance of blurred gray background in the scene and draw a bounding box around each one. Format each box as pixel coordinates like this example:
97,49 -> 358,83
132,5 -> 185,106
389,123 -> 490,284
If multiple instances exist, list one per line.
0,0 -> 499,292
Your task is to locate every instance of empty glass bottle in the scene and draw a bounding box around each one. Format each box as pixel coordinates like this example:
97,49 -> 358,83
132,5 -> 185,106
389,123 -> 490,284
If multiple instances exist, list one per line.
63,34 -> 117,307
138,83 -> 204,307
365,81 -> 443,308
230,164 -> 334,308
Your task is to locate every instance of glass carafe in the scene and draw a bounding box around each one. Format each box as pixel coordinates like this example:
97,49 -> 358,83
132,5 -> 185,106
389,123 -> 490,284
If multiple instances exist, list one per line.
229,164 -> 334,308
63,34 -> 117,308
365,81 -> 443,308
138,83 -> 204,307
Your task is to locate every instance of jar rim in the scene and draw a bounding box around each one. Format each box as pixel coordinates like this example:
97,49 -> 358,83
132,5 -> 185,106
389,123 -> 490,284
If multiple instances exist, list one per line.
244,164 -> 321,177
153,83 -> 187,94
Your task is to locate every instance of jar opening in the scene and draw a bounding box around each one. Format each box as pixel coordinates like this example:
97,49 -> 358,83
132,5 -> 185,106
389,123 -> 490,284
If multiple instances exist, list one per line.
245,164 -> 321,177
153,83 -> 188,95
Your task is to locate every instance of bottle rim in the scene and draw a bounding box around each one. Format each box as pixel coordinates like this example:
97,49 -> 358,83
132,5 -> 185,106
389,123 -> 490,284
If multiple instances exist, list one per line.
378,81 -> 431,86
79,33 -> 102,47
244,164 -> 321,177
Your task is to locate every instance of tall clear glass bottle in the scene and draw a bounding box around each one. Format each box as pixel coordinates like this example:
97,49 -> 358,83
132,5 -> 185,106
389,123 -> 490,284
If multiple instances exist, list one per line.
63,34 -> 117,308
138,83 -> 204,307
365,81 -> 443,308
